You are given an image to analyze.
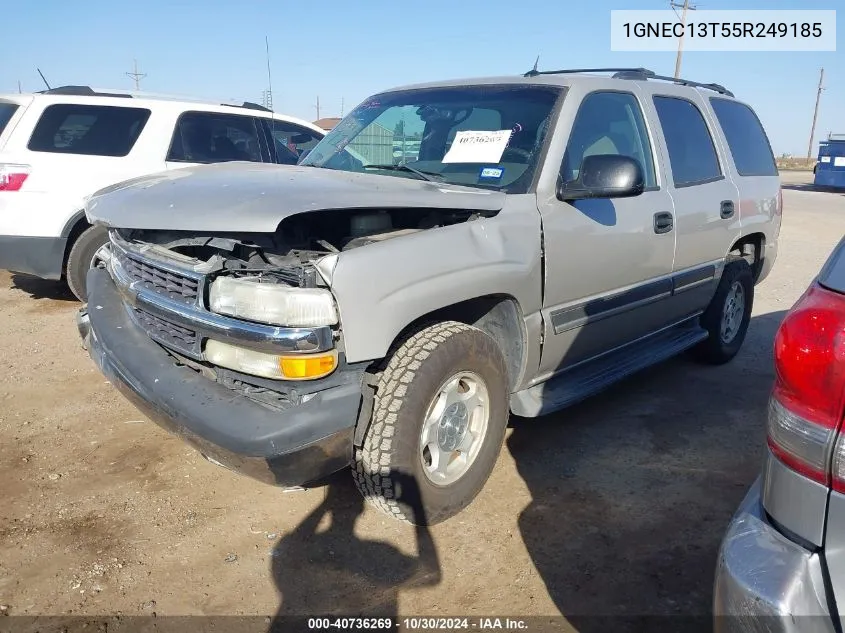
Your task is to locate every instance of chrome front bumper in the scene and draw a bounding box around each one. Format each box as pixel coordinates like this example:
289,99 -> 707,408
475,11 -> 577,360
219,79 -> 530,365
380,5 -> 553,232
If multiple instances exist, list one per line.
714,479 -> 836,633
78,268 -> 360,487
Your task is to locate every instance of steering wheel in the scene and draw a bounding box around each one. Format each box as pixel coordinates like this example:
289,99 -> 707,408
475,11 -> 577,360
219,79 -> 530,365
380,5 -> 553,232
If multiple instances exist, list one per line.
500,147 -> 532,163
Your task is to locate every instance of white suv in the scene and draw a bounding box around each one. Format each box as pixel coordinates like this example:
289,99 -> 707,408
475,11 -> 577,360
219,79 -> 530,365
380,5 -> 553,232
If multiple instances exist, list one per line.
0,86 -> 325,300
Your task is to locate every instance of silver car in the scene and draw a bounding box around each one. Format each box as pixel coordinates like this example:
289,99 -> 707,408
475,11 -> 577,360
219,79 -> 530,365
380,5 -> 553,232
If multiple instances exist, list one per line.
76,68 -> 782,525
715,237 -> 845,632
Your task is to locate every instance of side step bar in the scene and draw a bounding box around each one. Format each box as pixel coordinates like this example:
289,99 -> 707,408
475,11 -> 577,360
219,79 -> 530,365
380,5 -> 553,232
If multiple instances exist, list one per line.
510,319 -> 709,418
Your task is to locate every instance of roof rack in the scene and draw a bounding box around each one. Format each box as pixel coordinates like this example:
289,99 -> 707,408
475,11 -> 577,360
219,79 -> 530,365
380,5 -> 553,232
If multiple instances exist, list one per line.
37,86 -> 277,111
523,66 -> 734,98
238,101 -> 272,112
39,85 -> 132,98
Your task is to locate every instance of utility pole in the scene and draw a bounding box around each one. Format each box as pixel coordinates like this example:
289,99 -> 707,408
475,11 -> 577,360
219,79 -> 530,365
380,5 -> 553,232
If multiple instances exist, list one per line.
807,67 -> 825,160
17,80 -> 22,94
314,96 -> 321,120
340,97 -> 344,117
262,90 -> 273,110
671,0 -> 696,78
264,36 -> 274,111
125,59 -> 146,91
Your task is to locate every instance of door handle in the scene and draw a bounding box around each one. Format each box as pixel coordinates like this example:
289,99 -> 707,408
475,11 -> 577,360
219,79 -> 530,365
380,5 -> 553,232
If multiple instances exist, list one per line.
720,200 -> 735,219
654,212 -> 674,234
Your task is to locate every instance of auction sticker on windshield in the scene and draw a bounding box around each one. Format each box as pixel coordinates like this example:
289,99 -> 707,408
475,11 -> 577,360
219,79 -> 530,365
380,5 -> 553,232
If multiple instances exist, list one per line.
443,130 -> 513,164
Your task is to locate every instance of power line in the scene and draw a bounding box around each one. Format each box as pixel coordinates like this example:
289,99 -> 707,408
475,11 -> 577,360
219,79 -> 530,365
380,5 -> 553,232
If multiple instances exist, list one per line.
125,59 -> 146,91
807,67 -> 826,160
670,0 -> 697,79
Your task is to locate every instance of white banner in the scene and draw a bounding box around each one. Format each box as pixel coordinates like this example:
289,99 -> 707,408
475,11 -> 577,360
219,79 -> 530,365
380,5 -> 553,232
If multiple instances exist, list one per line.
611,10 -> 836,52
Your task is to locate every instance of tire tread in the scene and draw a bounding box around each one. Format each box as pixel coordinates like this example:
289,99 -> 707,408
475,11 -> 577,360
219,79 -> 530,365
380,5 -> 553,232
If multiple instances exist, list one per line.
352,321 -> 474,522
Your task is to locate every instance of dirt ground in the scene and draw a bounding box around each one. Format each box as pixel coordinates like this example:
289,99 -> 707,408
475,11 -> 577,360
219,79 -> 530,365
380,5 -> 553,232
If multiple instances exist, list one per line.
1,171 -> 844,629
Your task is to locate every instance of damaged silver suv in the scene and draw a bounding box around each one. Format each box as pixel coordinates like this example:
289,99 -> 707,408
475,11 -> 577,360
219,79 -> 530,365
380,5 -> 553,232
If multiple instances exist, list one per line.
76,68 -> 782,524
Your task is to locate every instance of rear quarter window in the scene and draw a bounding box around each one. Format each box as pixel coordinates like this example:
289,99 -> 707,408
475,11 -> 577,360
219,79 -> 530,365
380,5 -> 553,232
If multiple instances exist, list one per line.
168,111 -> 264,163
0,103 -> 19,137
27,104 -> 151,157
709,98 -> 777,177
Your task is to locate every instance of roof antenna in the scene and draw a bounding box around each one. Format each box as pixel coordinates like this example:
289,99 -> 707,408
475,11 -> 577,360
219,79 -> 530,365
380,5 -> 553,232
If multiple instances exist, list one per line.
37,68 -> 51,90
525,55 -> 541,77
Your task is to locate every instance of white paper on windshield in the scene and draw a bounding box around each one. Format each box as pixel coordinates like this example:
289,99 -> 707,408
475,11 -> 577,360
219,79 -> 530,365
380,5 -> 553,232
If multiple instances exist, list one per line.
821,156 -> 832,163
835,157 -> 845,167
442,130 -> 513,164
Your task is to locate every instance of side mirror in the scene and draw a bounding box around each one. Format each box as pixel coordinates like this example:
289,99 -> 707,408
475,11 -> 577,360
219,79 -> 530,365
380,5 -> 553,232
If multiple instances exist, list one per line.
557,154 -> 645,201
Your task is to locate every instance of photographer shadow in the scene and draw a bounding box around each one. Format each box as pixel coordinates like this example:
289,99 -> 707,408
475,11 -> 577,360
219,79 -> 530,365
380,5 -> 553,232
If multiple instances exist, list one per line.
268,472 -> 441,628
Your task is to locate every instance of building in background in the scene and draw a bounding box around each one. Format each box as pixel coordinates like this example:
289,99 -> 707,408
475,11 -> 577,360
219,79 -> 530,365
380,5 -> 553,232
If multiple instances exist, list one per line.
313,117 -> 394,165
313,117 -> 342,132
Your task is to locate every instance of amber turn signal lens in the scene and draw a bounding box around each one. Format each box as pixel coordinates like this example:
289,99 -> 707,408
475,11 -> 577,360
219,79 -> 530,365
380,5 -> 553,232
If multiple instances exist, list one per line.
280,352 -> 337,380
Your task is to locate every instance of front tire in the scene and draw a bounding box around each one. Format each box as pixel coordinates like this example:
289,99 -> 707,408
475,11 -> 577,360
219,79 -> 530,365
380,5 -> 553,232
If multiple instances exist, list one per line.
353,321 -> 510,525
691,258 -> 754,365
66,225 -> 109,302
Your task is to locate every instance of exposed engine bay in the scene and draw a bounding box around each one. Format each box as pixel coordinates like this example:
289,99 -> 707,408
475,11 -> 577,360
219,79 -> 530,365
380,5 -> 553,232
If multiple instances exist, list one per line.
114,207 -> 486,287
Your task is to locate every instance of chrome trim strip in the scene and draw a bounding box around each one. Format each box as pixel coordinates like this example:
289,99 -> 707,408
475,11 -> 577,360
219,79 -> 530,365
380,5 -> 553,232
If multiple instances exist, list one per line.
109,245 -> 334,356
110,230 -> 204,282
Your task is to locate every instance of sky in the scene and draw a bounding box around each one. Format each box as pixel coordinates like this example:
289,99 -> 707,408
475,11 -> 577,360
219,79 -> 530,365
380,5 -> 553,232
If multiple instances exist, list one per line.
1,0 -> 841,156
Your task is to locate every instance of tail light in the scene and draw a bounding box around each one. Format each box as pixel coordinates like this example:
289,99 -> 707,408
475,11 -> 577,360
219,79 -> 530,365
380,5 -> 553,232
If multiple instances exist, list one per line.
0,163 -> 30,191
767,283 -> 845,489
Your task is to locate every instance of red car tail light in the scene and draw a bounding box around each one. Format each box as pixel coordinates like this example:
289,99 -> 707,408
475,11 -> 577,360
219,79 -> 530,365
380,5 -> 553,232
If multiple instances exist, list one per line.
767,284 -> 845,487
0,163 -> 30,191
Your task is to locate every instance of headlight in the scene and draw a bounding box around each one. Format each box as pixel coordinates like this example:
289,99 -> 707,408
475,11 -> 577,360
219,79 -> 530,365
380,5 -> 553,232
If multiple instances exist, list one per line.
209,276 -> 338,327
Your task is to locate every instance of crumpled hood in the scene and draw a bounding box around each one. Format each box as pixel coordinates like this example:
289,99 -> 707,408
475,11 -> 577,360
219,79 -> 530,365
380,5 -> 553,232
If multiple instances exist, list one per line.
86,162 -> 507,233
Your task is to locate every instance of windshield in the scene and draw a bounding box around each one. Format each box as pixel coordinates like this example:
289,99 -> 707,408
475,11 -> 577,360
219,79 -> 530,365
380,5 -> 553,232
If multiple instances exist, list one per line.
300,85 -> 562,193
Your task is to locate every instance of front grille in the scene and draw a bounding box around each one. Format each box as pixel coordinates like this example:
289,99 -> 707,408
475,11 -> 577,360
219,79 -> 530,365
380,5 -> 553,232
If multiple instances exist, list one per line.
133,308 -> 199,357
118,252 -> 200,303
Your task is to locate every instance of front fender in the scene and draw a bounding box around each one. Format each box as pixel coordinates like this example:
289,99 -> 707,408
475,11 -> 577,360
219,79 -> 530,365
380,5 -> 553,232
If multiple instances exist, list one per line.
330,206 -> 542,364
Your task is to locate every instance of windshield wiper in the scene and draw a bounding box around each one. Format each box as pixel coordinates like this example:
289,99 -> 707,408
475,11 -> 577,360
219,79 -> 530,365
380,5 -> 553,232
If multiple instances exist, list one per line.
362,164 -> 443,182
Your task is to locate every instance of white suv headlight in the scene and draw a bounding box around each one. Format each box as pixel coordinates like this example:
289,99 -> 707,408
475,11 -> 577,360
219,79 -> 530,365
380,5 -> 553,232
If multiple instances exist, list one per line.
208,276 -> 338,327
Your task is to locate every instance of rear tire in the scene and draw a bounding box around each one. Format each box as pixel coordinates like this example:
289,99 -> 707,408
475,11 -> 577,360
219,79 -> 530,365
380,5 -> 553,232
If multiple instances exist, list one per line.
66,225 -> 109,302
352,321 -> 510,525
691,258 -> 754,365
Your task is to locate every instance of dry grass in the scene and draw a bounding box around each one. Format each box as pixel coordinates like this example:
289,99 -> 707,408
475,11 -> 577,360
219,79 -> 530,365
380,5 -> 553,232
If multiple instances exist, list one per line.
777,157 -> 816,171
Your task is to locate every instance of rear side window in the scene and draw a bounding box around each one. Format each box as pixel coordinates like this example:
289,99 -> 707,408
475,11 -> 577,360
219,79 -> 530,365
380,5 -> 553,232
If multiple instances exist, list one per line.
0,103 -> 19,137
653,96 -> 722,187
168,111 -> 264,163
28,104 -> 151,156
710,98 -> 777,177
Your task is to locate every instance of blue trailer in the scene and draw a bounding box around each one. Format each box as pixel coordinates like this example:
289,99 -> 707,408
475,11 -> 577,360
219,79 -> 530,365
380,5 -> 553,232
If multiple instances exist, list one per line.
815,134 -> 845,189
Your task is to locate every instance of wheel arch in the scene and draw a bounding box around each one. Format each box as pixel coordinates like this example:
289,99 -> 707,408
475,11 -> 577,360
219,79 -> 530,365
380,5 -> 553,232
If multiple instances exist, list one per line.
60,211 -> 91,274
381,295 -> 528,394
728,232 -> 766,283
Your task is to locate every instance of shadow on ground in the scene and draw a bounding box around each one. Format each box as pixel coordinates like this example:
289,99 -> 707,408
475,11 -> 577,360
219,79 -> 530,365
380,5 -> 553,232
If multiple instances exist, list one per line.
781,183 -> 845,194
268,473 -> 441,627
508,310 -> 786,631
264,311 -> 784,630
10,273 -> 77,302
